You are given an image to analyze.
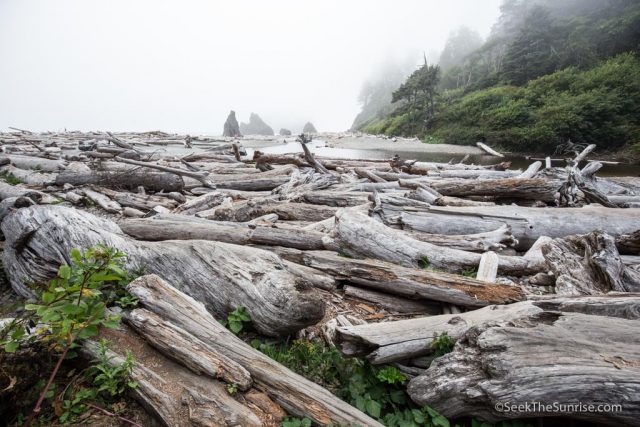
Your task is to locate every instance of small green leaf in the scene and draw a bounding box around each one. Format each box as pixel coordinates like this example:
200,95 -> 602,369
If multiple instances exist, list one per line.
4,341 -> 19,353
365,399 -> 382,418
58,265 -> 72,279
228,320 -> 243,334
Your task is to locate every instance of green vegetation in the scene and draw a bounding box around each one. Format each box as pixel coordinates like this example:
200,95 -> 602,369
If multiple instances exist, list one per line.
281,417 -> 313,427
0,171 -> 22,185
220,306 -> 252,334
0,245 -> 139,425
359,0 -> 640,156
250,338 -> 455,425
431,332 -> 456,358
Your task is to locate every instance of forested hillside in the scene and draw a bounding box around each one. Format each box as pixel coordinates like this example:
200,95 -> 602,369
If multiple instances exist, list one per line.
357,0 -> 640,155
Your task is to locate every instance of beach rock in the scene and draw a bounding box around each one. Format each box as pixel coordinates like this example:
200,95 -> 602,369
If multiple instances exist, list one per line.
279,128 -> 292,136
240,113 -> 274,136
303,122 -> 318,134
223,110 -> 242,137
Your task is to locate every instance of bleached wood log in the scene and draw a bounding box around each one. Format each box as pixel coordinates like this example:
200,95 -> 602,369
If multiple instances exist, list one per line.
175,191 -> 245,215
114,156 -> 216,188
81,188 -> 122,213
476,141 -> 504,157
290,190 -> 370,207
298,250 -> 524,307
5,154 -> 66,171
212,200 -> 338,222
382,204 -> 640,252
343,285 -> 441,314
127,274 -> 383,427
515,161 -> 542,178
119,218 -> 328,250
0,182 -> 58,204
528,294 -> 640,319
407,307 -> 640,426
82,337 -> 267,427
541,231 -> 640,295
429,177 -> 560,202
56,169 -> 184,192
123,206 -> 145,217
2,205 -> 325,336
125,309 -> 252,390
404,225 -> 517,253
91,186 -> 179,211
354,167 -> 387,183
336,301 -> 542,363
0,165 -> 57,186
476,251 -> 499,282
331,210 -> 543,276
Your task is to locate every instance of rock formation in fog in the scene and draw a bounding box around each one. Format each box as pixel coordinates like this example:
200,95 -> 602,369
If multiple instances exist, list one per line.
240,113 -> 274,136
223,110 -> 242,137
302,122 -> 317,134
279,128 -> 292,136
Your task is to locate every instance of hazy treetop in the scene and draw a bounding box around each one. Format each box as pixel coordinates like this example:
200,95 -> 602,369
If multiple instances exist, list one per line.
0,0 -> 501,133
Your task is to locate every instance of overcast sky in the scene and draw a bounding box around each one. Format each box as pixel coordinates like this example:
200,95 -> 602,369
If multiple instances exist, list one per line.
0,0 -> 502,134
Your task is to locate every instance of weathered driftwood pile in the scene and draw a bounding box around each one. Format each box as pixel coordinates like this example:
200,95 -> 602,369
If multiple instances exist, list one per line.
2,130 -> 640,426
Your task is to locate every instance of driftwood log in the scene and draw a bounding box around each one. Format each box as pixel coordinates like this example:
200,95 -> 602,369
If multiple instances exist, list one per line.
380,203 -> 640,252
331,210 -> 543,275
542,231 -> 640,295
119,218 -> 329,251
56,169 -> 185,192
297,250 -> 524,307
1,205 -> 324,336
126,274 -> 382,427
407,298 -> 640,426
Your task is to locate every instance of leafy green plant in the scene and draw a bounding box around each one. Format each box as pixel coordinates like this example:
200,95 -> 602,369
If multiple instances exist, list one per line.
0,171 -> 21,185
418,256 -> 431,269
460,267 -> 478,278
376,366 -> 406,385
91,339 -> 138,397
0,245 -> 137,424
281,417 -> 312,427
431,332 -> 456,358
224,306 -> 252,334
226,383 -> 238,396
253,339 -> 444,422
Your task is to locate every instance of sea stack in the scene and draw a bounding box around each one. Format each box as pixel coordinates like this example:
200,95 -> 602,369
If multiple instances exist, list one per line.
223,110 -> 242,137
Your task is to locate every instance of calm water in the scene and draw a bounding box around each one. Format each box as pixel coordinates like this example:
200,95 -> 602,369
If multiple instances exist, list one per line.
243,140 -> 640,177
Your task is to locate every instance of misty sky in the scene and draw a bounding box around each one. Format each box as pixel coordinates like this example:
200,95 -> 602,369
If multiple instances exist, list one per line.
0,0 -> 502,134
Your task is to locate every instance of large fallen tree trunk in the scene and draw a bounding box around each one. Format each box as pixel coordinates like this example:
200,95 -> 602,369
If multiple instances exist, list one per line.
126,274 -> 383,427
0,165 -> 57,186
56,169 -> 184,192
542,231 -> 640,295
119,218 -> 329,250
381,203 -> 640,252
336,296 -> 640,365
298,250 -> 524,307
416,177 -> 561,202
330,210 -> 543,276
212,200 -> 339,222
336,301 -> 542,363
407,302 -> 640,426
1,205 -> 324,336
